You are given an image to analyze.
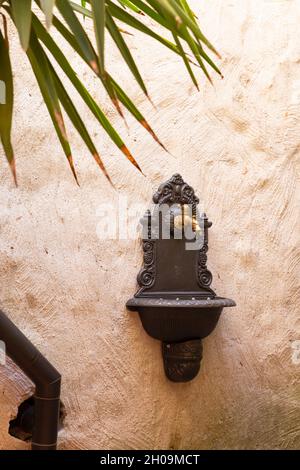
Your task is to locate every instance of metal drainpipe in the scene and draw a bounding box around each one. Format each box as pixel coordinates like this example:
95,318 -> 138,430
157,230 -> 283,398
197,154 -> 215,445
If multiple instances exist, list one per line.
0,309 -> 61,450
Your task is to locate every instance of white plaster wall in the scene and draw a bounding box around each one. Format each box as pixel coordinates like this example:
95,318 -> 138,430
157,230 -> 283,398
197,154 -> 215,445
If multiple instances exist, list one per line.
0,0 -> 299,449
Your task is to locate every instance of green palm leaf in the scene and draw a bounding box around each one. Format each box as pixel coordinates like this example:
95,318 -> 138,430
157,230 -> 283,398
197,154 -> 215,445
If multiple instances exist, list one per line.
40,0 -> 56,29
56,0 -> 99,74
0,20 -> 16,184
27,31 -> 79,183
59,2 -> 126,119
106,11 -> 148,96
172,32 -> 198,89
0,0 -> 221,184
48,59 -> 112,183
11,0 -> 32,51
117,0 -> 142,14
49,11 -> 165,150
168,0 -> 221,57
32,13 -> 143,172
90,0 -> 105,76
106,1 -> 178,54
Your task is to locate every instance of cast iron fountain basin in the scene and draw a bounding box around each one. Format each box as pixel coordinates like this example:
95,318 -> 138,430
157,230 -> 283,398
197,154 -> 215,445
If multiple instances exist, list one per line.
126,174 -> 236,382
126,297 -> 235,343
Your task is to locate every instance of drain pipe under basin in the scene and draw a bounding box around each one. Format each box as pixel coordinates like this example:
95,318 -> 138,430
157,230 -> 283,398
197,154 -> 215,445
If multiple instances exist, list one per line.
0,309 -> 61,450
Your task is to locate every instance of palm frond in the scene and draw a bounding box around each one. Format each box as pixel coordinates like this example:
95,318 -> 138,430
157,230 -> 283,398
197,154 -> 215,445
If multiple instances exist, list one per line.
40,0 -> 56,28
0,0 -> 221,184
11,0 -> 32,51
0,16 -> 16,183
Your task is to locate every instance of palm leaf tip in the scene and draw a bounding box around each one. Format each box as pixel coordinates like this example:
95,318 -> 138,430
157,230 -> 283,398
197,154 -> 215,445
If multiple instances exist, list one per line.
102,73 -> 126,119
0,140 -> 18,186
112,97 -> 125,118
213,49 -> 222,60
9,157 -> 17,186
145,92 -> 157,109
90,59 -> 99,74
2,141 -> 17,186
120,144 -> 144,174
93,152 -> 114,185
54,109 -> 68,140
140,119 -> 168,152
67,153 -> 80,185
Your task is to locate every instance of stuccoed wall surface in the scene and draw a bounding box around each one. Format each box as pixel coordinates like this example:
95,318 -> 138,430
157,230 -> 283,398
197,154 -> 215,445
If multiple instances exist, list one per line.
0,0 -> 299,450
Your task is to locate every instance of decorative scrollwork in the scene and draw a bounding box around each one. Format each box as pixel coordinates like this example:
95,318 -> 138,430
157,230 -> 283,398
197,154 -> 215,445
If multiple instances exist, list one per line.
136,175 -> 215,296
198,251 -> 207,267
198,269 -> 213,287
138,270 -> 154,286
197,242 -> 213,290
153,174 -> 199,206
137,241 -> 156,291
